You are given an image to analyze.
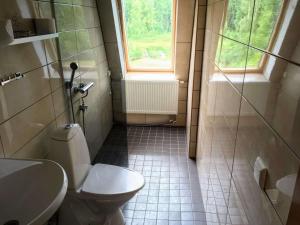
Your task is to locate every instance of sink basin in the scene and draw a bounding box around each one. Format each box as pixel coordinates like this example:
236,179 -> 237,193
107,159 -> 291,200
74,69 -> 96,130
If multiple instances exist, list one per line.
0,158 -> 68,225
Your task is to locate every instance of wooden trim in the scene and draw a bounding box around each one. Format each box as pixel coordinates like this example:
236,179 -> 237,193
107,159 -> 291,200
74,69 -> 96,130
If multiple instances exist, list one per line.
118,0 -> 177,72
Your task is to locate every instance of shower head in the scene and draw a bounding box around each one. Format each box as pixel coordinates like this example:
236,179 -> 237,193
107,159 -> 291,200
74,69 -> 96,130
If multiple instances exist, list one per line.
66,62 -> 78,89
70,62 -> 78,71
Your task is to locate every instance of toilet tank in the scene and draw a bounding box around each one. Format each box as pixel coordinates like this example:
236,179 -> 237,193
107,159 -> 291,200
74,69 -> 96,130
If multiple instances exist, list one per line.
48,124 -> 91,190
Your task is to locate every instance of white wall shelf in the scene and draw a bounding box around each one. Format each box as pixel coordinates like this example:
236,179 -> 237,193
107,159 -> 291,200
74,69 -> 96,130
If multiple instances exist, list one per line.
8,33 -> 58,46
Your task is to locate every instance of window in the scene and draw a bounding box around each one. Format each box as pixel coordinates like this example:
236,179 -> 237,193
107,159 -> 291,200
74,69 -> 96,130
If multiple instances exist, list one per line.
119,0 -> 176,72
219,0 -> 285,72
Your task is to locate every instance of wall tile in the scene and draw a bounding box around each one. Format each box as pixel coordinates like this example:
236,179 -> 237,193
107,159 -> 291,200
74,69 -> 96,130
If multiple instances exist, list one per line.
73,6 -> 95,29
179,87 -> 188,101
197,6 -> 206,29
145,115 -> 175,124
51,87 -> 68,117
194,50 -> 203,72
0,95 -> 55,156
12,122 -> 57,159
0,42 -> 47,76
0,140 -> 4,158
192,90 -> 200,108
55,4 -> 74,32
193,71 -> 201,90
196,29 -> 205,50
178,101 -> 187,114
55,110 -> 71,127
127,114 -> 146,124
191,109 -> 199,125
175,43 -> 192,81
44,39 -> 59,64
176,114 -> 187,126
58,31 -> 77,59
0,66 -> 51,123
38,1 -> 54,19
176,0 -> 196,42
48,61 -> 64,91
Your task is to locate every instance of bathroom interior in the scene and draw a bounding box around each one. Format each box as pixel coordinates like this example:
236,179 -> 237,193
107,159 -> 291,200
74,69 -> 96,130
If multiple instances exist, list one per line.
0,0 -> 300,225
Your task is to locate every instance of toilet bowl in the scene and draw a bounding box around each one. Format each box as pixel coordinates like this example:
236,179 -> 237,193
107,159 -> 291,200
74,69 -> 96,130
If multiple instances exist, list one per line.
47,124 -> 144,225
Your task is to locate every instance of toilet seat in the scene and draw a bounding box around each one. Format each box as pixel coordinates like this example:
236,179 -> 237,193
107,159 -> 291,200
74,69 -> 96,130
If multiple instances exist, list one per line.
81,164 -> 144,199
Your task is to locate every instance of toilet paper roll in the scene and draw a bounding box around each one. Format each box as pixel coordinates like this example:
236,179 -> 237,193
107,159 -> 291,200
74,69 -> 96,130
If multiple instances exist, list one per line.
0,19 -> 14,46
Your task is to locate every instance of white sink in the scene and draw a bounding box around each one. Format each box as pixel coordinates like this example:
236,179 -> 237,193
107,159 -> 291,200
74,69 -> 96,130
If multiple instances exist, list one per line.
0,159 -> 68,225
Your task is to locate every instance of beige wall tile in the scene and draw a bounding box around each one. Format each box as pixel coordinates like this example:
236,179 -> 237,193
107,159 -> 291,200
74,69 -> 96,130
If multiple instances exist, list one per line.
113,99 -> 122,113
190,125 -> 198,142
146,115 -> 175,124
197,6 -> 206,29
175,43 -> 192,81
176,114 -> 187,126
192,90 -> 200,108
111,80 -> 122,100
56,110 -> 71,127
44,39 -> 59,64
179,87 -> 188,101
127,114 -> 146,124
176,0 -> 196,42
52,87 -> 68,117
55,4 -> 74,32
0,42 -> 47,76
199,0 -> 207,6
196,29 -> 205,50
114,112 -> 126,123
0,96 -> 55,157
12,122 -> 56,159
189,142 -> 197,158
0,140 -> 4,158
192,109 -> 199,125
178,101 -> 187,113
194,50 -> 203,72
0,66 -> 51,123
193,71 -> 201,90
48,61 -> 64,91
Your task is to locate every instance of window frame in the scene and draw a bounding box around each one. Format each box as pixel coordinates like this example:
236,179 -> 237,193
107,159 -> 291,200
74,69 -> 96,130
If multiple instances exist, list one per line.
117,0 -> 177,73
219,0 -> 287,74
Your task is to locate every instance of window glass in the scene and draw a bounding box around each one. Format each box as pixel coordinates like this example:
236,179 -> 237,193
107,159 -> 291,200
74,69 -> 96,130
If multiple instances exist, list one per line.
121,0 -> 174,71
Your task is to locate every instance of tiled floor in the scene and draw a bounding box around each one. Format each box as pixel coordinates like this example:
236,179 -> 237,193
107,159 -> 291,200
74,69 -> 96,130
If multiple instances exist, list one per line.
94,126 -> 246,225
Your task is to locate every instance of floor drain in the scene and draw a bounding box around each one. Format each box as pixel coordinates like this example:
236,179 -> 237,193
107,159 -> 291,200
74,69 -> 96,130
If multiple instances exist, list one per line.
3,220 -> 19,225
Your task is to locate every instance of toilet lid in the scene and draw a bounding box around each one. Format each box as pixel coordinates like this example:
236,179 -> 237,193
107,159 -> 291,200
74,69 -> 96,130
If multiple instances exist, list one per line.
81,164 -> 144,196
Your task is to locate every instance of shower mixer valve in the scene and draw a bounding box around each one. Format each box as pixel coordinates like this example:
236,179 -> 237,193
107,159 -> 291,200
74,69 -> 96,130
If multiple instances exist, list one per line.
74,82 -> 95,94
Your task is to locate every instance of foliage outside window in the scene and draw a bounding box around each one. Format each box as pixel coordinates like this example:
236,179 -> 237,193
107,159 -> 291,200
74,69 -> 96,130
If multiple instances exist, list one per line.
120,0 -> 175,71
220,0 -> 283,71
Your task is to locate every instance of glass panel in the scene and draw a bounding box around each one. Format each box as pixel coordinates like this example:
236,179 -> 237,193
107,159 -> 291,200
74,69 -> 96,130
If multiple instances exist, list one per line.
122,0 -> 174,70
218,37 -> 248,91
250,0 -> 283,50
243,47 -> 300,157
233,98 -> 299,225
250,0 -> 300,65
222,0 -> 254,44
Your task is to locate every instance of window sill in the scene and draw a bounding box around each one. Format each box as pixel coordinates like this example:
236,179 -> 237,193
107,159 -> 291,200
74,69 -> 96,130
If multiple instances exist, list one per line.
125,72 -> 176,81
211,72 -> 268,83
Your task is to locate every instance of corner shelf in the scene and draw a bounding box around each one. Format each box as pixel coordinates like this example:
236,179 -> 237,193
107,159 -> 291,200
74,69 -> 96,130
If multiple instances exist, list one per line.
8,33 -> 59,46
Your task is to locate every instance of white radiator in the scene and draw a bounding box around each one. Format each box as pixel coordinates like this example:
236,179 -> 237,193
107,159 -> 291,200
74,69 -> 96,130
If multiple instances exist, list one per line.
122,79 -> 179,114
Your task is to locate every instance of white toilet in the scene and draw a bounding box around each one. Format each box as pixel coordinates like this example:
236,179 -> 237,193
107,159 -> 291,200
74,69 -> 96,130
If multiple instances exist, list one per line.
47,124 -> 144,225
